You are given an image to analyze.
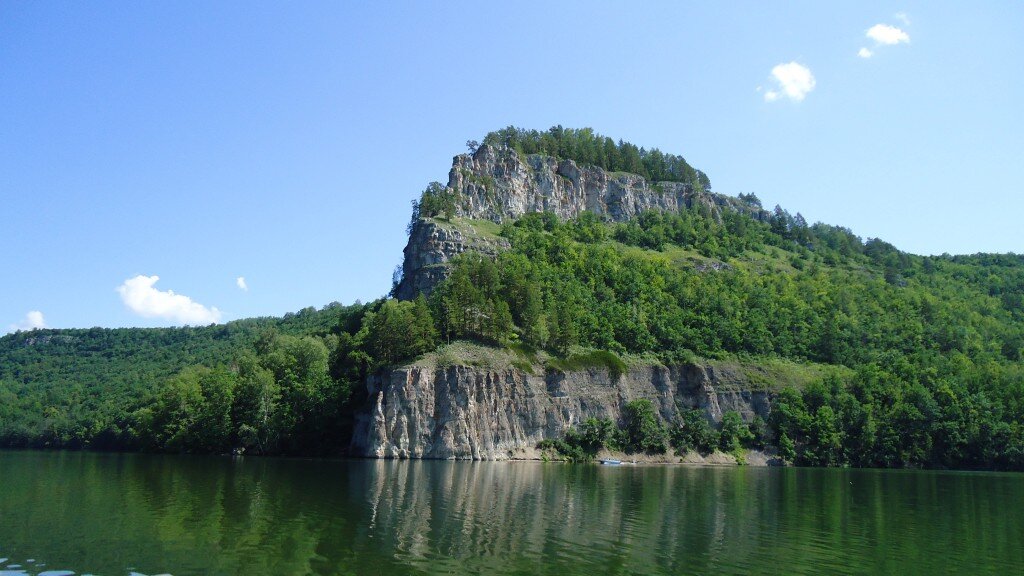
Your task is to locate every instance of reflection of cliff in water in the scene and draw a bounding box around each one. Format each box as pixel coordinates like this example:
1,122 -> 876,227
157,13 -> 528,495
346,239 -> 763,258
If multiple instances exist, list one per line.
358,460 -> 785,575
2,452 -> 1021,576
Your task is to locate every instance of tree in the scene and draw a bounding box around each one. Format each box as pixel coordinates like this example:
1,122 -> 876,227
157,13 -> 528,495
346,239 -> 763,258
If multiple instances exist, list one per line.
359,298 -> 437,368
671,409 -> 719,455
136,366 -> 236,453
261,335 -> 334,451
232,355 -> 280,453
418,182 -> 457,221
622,399 -> 666,454
719,411 -> 753,454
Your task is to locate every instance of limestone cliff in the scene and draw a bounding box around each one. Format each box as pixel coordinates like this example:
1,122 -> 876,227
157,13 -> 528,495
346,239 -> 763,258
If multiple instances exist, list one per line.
396,144 -> 767,300
351,362 -> 771,461
394,218 -> 509,301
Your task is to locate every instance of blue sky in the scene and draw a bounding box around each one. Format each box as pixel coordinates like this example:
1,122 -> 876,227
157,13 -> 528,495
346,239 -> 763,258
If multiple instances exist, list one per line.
2,2 -> 1022,331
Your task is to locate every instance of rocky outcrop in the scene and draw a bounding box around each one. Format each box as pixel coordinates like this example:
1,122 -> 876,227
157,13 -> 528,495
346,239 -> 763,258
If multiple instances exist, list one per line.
351,363 -> 771,460
396,144 -> 767,300
449,144 -> 766,224
394,219 -> 509,300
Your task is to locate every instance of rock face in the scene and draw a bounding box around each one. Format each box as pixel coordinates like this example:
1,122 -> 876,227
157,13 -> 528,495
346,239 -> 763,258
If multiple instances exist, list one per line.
351,363 -> 771,460
396,144 -> 767,300
394,219 -> 509,301
449,144 -> 765,223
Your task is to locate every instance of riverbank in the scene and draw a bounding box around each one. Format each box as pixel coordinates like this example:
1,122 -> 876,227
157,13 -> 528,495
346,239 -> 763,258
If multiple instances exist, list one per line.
522,446 -> 780,466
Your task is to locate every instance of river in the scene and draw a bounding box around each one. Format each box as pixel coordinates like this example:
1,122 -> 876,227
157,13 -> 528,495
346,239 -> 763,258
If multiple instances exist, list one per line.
0,451 -> 1020,575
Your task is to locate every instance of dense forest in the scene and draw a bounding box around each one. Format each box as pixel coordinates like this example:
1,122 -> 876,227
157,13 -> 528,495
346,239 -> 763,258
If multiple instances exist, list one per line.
0,306 -> 360,450
2,129 -> 1022,469
424,209 -> 1023,469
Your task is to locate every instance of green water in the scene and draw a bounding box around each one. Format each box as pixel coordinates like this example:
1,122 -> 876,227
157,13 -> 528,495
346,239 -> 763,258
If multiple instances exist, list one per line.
0,451 -> 1021,575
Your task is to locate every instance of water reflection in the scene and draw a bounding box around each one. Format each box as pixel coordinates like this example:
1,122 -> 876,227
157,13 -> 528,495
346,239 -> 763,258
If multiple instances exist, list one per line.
0,452 -> 1021,575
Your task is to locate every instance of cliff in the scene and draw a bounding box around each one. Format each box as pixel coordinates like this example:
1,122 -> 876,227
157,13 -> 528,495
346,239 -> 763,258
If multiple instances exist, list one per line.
371,140 -> 786,460
394,218 -> 509,301
351,357 -> 773,461
396,144 -> 767,300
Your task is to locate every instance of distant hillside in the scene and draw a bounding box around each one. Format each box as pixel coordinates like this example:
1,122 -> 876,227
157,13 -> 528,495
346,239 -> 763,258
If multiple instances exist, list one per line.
0,303 -> 364,448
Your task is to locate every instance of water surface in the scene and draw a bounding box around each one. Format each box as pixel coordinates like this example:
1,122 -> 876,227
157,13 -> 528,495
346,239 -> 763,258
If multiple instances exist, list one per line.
0,451 -> 1021,575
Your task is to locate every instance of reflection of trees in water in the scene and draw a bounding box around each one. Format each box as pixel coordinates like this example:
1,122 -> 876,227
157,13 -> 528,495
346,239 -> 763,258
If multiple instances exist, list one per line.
358,461 -> 778,575
3,453 -> 1022,575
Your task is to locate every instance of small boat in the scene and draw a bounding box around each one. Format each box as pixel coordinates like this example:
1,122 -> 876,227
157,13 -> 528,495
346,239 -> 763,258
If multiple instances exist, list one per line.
599,459 -> 622,466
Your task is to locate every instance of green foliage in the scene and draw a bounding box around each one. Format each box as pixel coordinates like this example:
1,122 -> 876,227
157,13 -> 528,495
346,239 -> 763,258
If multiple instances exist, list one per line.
135,366 -> 236,453
136,332 -> 349,455
622,399 -> 667,454
718,411 -> 754,455
0,302 -> 366,450
670,410 -> 720,455
430,254 -> 515,346
358,297 -> 437,369
540,417 -> 621,461
413,181 -> 458,224
432,206 -> 1024,469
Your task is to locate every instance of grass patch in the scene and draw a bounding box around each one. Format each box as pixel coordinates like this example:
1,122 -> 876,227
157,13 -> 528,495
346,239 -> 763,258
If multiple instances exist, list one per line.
546,349 -> 627,380
705,355 -> 849,392
428,217 -> 504,242
415,341 -> 524,371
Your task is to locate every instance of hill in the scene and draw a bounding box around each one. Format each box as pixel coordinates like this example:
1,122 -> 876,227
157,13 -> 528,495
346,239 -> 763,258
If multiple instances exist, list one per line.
2,126 -> 1022,469
0,303 -> 365,448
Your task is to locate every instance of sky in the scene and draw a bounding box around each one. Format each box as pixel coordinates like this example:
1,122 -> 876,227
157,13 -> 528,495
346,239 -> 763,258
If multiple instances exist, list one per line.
2,1 -> 1022,331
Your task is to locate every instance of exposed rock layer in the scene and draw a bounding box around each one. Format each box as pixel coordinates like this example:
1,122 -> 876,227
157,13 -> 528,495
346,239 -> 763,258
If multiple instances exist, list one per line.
351,363 -> 771,460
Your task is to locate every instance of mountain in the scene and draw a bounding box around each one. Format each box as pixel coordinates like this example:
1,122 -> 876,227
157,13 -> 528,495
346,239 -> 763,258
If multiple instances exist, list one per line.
3,126 -> 1022,469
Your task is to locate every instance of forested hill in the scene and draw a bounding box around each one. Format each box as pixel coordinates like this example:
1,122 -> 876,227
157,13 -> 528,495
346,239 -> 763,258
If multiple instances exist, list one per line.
2,126 -> 1023,469
0,304 -> 365,448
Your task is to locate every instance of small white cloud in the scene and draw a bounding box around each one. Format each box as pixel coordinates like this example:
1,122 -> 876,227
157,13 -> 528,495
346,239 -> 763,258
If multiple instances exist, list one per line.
866,24 -> 910,45
894,12 -> 911,26
236,276 -> 248,291
858,47 -> 874,59
764,62 -> 816,102
116,275 -> 222,325
7,310 -> 47,333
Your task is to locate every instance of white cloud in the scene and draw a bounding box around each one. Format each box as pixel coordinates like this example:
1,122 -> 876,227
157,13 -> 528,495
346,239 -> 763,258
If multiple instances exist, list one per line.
7,310 -> 47,333
894,12 -> 911,26
236,276 -> 248,291
116,275 -> 222,325
866,24 -> 910,45
858,47 -> 874,59
764,62 -> 816,102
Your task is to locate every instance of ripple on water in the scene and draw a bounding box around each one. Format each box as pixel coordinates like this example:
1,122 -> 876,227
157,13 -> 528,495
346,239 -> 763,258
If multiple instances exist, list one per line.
0,558 -> 169,576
